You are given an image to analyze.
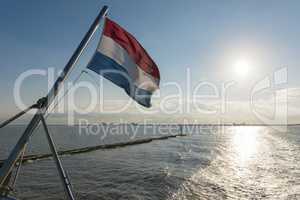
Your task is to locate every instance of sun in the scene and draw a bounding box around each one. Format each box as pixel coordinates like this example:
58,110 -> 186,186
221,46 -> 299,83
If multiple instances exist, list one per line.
234,59 -> 250,78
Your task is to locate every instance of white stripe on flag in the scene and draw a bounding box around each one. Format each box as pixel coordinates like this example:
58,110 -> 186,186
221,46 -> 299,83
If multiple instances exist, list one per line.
97,35 -> 159,91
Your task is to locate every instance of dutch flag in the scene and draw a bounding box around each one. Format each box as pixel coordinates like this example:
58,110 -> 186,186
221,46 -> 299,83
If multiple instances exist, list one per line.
87,18 -> 160,107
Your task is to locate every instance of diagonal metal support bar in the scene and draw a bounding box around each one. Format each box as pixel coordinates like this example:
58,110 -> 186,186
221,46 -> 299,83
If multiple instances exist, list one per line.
40,115 -> 75,200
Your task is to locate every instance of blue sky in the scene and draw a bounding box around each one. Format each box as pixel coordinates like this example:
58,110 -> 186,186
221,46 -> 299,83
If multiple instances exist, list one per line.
1,0 -> 300,123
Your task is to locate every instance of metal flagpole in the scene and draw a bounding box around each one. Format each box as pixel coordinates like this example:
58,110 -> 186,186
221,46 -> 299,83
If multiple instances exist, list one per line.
0,5 -> 108,189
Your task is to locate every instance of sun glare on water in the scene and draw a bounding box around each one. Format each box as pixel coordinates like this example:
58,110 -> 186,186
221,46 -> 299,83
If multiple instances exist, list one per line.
232,126 -> 261,164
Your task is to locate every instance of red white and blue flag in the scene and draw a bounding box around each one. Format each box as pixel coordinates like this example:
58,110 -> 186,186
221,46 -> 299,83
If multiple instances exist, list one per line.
87,18 -> 160,107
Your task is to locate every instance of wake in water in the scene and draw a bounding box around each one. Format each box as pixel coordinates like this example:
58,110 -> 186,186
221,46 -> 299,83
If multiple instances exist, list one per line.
170,126 -> 300,200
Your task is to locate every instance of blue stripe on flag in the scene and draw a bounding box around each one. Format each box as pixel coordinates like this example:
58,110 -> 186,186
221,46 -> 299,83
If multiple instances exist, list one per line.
87,52 -> 152,107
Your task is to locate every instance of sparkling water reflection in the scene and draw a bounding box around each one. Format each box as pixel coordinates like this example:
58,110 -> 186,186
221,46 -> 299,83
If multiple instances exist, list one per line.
172,126 -> 300,199
231,126 -> 260,164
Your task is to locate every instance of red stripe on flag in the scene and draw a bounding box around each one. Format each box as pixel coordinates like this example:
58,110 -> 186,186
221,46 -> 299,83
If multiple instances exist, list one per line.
103,18 -> 160,80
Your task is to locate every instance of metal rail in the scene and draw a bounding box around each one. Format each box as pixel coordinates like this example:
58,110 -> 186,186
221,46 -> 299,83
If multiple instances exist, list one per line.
40,115 -> 75,200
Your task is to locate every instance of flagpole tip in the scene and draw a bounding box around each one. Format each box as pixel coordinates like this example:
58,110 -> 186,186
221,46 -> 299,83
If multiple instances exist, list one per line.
100,5 -> 109,17
102,5 -> 109,11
